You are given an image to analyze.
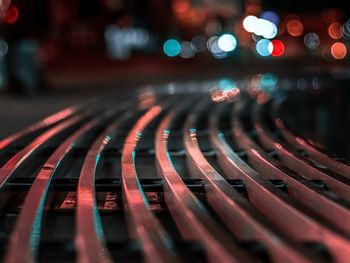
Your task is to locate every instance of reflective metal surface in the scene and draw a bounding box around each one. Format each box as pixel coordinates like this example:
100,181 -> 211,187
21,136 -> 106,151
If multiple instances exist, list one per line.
0,82 -> 350,262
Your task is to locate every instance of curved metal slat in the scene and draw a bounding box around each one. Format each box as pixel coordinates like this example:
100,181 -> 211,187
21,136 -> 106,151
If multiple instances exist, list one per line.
182,100 -> 311,263
0,115 -> 84,189
0,98 -> 120,190
0,108 -> 77,151
156,100 -> 250,263
3,86 -> 350,263
232,101 -> 350,236
0,98 -> 102,151
252,102 -> 350,203
4,106 -> 120,263
209,99 -> 350,262
121,103 -> 178,263
76,109 -> 134,263
272,100 -> 350,179
0,98 -> 118,190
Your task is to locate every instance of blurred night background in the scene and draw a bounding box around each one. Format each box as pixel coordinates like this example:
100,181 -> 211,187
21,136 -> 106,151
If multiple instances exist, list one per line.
0,0 -> 350,157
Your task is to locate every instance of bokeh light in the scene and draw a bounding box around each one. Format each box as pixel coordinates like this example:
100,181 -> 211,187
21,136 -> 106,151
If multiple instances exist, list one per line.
211,79 -> 240,102
217,34 -> 237,52
286,19 -> 304,37
271,40 -> 284,57
257,19 -> 278,39
304,33 -> 320,49
342,20 -> 350,39
219,79 -> 236,91
328,23 -> 343,39
207,36 -> 227,59
260,73 -> 278,94
105,25 -> 150,60
331,42 -> 347,59
256,39 -> 273,57
260,11 -> 280,26
163,39 -> 181,57
261,73 -> 278,86
243,15 -> 277,39
243,15 -> 258,33
180,41 -> 195,58
172,0 -> 190,14
207,36 -> 218,52
2,5 -> 19,24
0,39 -> 8,57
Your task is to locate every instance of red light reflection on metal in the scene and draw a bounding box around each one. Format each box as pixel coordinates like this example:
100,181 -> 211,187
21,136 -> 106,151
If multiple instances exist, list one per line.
122,105 -> 178,263
211,88 -> 240,103
273,108 -> 350,179
156,103 -> 246,263
275,118 -> 285,129
5,116 -> 100,263
76,115 -> 126,262
257,92 -> 269,104
233,103 -> 350,257
0,108 -> 75,151
0,116 -> 82,188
